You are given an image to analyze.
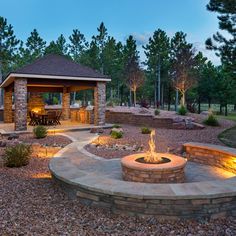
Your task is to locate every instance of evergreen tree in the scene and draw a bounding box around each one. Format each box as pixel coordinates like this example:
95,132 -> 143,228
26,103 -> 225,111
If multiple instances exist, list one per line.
93,22 -> 108,73
213,67 -> 236,115
170,32 -> 197,106
103,37 -> 124,100
125,56 -> 145,106
0,16 -> 19,106
205,0 -> 236,77
69,29 -> 88,62
123,35 -> 139,105
45,34 -> 68,55
79,40 -> 100,70
143,29 -> 170,107
26,29 -> 46,59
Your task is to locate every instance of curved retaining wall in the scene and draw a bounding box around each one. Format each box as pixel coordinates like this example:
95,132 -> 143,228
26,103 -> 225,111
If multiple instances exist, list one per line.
53,174 -> 236,219
184,142 -> 236,174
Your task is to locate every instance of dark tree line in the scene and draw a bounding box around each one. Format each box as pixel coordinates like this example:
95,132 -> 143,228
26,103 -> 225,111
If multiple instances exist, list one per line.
0,0 -> 235,114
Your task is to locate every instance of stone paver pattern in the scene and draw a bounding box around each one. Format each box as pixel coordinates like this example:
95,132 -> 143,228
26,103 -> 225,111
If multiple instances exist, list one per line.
50,131 -> 236,198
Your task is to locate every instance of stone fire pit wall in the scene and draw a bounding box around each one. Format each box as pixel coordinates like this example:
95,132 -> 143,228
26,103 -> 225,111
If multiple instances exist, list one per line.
121,153 -> 187,183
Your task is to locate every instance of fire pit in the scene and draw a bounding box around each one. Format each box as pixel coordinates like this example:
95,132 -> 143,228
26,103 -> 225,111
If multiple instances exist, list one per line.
121,130 -> 187,183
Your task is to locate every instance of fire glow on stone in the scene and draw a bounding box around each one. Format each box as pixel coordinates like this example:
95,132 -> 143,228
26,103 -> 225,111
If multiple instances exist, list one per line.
144,130 -> 163,163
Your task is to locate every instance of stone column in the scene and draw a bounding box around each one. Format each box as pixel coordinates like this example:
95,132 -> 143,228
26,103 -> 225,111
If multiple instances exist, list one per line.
62,86 -> 70,120
94,82 -> 106,125
3,87 -> 13,123
14,78 -> 27,131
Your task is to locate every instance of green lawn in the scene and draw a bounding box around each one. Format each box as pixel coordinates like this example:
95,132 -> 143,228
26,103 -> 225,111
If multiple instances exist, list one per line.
216,113 -> 236,122
218,125 -> 236,148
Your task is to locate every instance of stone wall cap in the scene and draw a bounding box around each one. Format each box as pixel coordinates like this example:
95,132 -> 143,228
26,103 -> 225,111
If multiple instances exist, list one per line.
183,142 -> 236,156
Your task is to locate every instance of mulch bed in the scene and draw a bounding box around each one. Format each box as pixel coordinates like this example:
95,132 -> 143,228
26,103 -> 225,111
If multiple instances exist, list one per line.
85,118 -> 236,159
0,151 -> 236,235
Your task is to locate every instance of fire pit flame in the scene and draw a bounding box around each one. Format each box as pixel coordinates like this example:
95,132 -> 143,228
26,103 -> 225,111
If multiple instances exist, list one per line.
144,130 -> 163,163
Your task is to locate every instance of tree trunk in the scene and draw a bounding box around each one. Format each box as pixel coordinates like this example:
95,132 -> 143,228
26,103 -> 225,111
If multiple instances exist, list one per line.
181,92 -> 185,106
161,83 -> 164,109
129,89 -> 132,107
167,86 -> 171,111
208,98 -> 211,109
220,104 -> 222,114
225,104 -> 228,116
175,89 -> 179,111
154,79 -> 157,108
133,90 -> 137,107
198,97 -> 201,114
157,58 -> 161,107
0,60 -> 2,107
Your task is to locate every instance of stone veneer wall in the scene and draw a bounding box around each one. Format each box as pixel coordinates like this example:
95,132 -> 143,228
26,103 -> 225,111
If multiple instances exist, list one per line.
94,82 -> 106,125
14,78 -> 27,131
122,165 -> 185,183
62,87 -> 70,120
54,177 -> 236,219
184,143 -> 236,174
106,111 -> 173,128
28,93 -> 45,114
3,88 -> 13,123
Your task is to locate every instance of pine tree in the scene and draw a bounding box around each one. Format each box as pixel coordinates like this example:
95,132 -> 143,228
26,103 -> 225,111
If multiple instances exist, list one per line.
143,29 -> 170,107
79,40 -> 100,70
45,34 -> 68,55
0,16 -> 19,106
69,29 -> 88,62
103,37 -> 124,100
205,0 -> 236,77
93,22 -> 108,73
170,32 -> 197,106
123,35 -> 140,105
26,29 -> 46,59
125,56 -> 145,106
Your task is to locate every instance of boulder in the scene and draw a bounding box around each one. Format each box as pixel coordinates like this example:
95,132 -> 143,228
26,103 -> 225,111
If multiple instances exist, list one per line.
90,128 -> 104,134
111,128 -> 123,133
7,133 -> 19,140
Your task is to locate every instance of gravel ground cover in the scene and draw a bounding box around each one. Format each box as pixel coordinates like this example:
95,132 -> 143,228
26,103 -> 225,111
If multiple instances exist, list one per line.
1,153 -> 236,235
85,117 -> 235,159
18,133 -> 72,147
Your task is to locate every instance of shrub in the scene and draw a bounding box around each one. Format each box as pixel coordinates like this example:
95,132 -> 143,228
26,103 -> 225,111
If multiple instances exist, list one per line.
52,96 -> 59,105
110,130 -> 123,139
203,114 -> 219,126
33,126 -> 47,139
154,109 -> 160,116
112,124 -> 122,128
3,144 -> 32,167
178,105 -> 187,116
141,127 -> 151,134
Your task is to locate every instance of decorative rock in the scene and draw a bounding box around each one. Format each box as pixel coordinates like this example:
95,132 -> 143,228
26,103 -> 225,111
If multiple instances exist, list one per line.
0,140 -> 7,147
111,128 -> 123,133
7,133 -> 19,140
90,128 -> 104,133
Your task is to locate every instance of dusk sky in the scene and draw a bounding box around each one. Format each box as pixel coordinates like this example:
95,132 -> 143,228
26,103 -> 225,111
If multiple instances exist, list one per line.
0,0 -> 220,64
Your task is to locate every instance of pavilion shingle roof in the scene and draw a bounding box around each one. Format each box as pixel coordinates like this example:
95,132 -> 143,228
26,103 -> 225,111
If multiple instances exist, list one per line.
13,54 -> 108,79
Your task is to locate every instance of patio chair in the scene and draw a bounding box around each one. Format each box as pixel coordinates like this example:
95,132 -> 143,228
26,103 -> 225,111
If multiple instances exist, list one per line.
46,111 -> 57,126
55,111 -> 62,125
29,111 -> 41,126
